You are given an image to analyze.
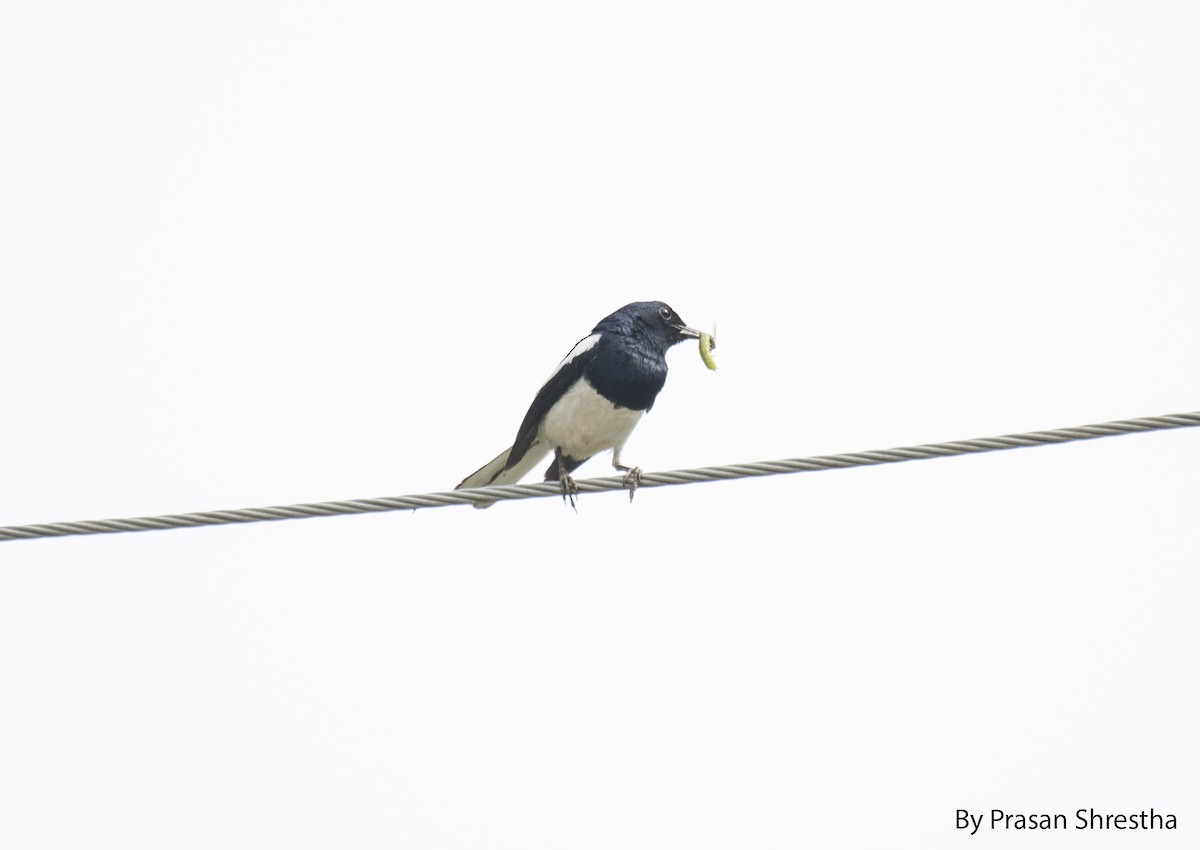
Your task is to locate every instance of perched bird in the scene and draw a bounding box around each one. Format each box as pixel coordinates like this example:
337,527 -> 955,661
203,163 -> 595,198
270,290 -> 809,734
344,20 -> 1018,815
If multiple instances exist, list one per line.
456,301 -> 704,505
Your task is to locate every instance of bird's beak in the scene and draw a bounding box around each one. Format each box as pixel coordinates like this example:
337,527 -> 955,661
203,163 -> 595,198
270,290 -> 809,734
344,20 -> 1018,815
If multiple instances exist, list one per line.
673,323 -> 704,342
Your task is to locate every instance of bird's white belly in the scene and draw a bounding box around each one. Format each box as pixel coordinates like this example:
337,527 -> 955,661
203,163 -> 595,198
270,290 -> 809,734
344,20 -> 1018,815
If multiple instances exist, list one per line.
539,378 -> 644,459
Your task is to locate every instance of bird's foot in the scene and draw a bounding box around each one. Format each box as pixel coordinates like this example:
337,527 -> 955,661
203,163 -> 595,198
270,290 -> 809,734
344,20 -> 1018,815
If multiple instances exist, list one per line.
620,466 -> 642,503
552,448 -> 580,512
558,470 -> 579,512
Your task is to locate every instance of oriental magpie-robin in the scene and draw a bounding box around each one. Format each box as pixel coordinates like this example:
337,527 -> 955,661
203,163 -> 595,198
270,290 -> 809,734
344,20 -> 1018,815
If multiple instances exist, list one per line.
456,301 -> 704,505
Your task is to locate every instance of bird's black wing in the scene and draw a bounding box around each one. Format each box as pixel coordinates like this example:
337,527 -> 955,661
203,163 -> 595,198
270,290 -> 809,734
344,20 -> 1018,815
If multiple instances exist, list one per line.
504,334 -> 605,473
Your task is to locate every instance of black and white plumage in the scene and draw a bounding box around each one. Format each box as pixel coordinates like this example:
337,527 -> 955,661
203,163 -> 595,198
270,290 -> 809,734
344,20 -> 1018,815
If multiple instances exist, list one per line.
456,301 -> 703,503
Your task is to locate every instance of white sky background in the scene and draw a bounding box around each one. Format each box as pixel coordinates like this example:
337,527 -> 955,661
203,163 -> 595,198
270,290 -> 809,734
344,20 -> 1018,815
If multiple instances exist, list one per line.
2,2 -> 1198,847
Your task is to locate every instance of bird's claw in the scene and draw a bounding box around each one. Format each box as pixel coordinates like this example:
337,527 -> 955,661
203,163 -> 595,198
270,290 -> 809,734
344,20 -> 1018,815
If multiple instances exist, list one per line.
559,473 -> 578,512
621,466 -> 642,503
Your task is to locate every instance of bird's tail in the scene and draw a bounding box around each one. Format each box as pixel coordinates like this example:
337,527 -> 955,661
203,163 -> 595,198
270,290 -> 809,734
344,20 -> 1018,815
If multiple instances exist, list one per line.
457,448 -> 513,490
456,440 -> 551,494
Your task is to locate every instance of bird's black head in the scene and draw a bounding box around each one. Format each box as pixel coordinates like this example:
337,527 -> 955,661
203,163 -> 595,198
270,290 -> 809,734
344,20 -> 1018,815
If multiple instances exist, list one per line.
596,301 -> 703,351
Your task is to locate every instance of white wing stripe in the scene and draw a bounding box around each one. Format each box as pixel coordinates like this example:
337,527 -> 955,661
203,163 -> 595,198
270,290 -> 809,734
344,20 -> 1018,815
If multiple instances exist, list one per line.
545,333 -> 601,383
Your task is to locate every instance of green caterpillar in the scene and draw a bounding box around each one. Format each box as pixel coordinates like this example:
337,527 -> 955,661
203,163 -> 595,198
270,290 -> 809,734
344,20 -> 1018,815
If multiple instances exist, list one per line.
699,332 -> 717,371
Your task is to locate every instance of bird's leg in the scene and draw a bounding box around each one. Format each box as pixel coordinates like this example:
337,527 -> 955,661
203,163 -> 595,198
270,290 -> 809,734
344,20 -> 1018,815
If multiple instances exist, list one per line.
612,448 -> 642,504
555,447 -> 578,511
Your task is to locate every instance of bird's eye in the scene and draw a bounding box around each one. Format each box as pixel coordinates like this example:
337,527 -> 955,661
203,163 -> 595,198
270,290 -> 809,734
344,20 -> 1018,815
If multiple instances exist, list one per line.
658,306 -> 672,320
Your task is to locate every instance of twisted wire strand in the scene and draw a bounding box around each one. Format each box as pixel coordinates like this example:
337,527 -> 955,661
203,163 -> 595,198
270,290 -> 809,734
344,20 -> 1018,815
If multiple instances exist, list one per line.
2,411 -> 1197,542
